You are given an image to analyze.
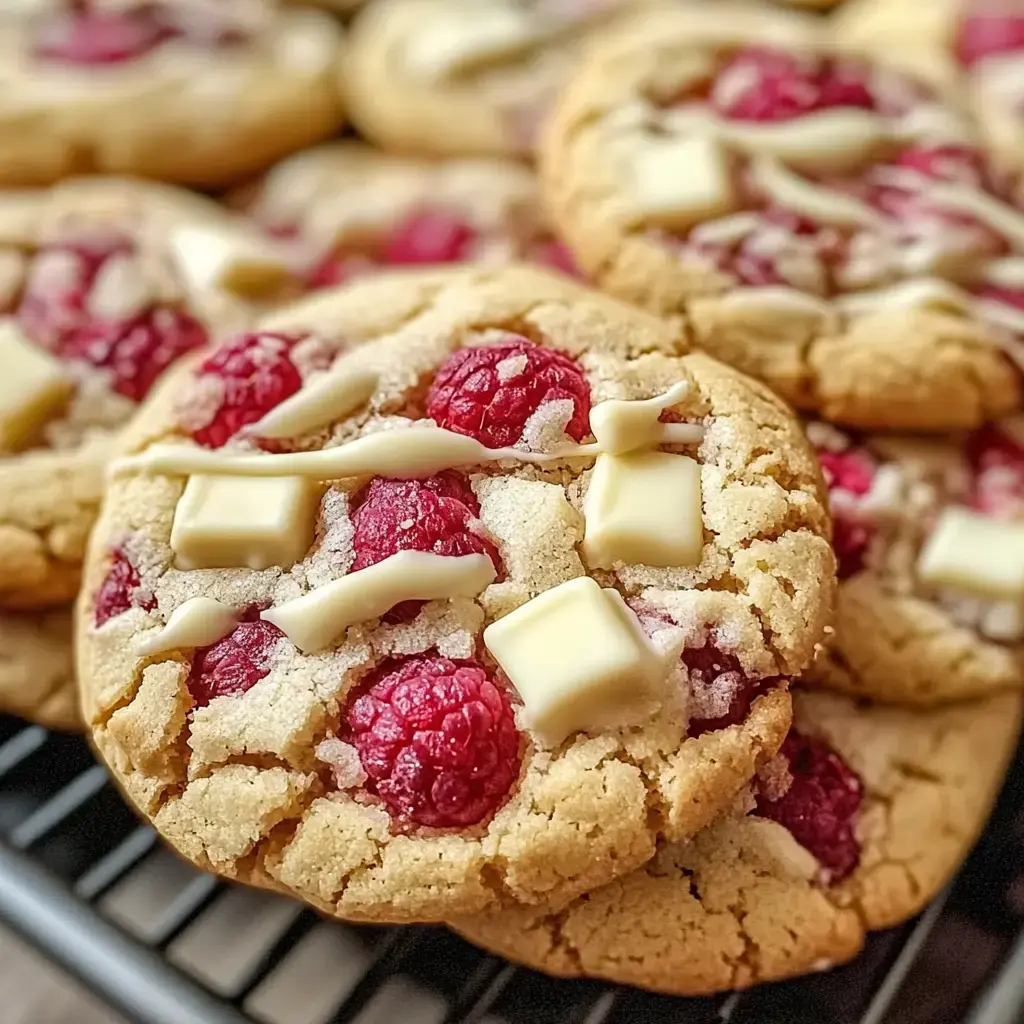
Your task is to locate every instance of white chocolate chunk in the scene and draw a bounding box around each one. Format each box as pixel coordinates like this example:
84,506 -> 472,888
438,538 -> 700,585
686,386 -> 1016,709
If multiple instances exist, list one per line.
262,551 -> 496,653
251,367 -> 378,440
926,181 -> 1024,253
403,9 -> 539,79
0,320 -> 73,453
835,278 -> 973,318
171,474 -> 321,571
135,597 -> 242,656
917,507 -> 1024,601
589,381 -> 699,455
168,223 -> 292,300
626,134 -> 738,230
483,576 -> 665,745
583,451 -> 703,569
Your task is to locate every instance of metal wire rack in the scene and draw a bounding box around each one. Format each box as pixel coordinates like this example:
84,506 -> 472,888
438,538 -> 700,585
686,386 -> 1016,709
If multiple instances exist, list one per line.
0,712 -> 1022,1024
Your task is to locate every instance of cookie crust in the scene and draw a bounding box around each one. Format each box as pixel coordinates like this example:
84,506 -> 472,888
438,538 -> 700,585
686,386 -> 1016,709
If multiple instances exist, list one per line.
451,688 -> 1022,994
539,4 -> 1023,430
78,266 -> 834,922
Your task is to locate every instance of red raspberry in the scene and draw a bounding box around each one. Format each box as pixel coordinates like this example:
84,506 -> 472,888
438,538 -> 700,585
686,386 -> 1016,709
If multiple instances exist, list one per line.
956,9 -> 1024,67
383,210 -> 477,265
33,7 -> 181,65
755,729 -> 863,882
187,333 -> 304,448
305,252 -> 376,291
94,548 -> 156,627
818,448 -> 875,497
683,643 -> 767,736
818,448 -> 877,578
529,240 -> 582,278
831,514 -> 874,580
341,655 -> 521,828
710,47 -> 877,122
427,338 -> 591,449
966,422 -> 1024,520
187,612 -> 283,709
893,143 -> 991,188
60,308 -> 208,403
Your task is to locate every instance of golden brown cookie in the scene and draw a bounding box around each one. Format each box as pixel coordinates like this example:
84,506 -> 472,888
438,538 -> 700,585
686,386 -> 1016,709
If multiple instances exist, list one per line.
345,0 -> 634,158
539,3 -> 1024,431
0,176 -> 287,609
451,687 -> 1022,995
0,1 -> 344,187
805,418 -> 1024,704
77,266 -> 835,923
234,142 -> 580,292
0,608 -> 79,731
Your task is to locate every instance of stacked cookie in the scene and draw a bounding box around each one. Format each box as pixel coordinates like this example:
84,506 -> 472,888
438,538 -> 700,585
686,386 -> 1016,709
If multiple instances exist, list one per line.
3,0 -> 1023,1008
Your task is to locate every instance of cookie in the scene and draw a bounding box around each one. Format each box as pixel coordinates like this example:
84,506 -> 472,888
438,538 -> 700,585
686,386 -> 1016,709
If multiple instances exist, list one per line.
804,418 -> 1024,704
452,687 -> 1022,995
76,265 -> 835,923
345,0 -> 633,158
235,142 -> 579,292
0,608 -> 79,731
539,3 -> 1024,431
0,1 -> 344,187
0,176 -> 288,609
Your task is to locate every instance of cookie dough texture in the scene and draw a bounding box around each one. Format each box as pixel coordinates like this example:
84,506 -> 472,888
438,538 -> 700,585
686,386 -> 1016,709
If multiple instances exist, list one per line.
452,688 -> 1022,994
539,4 -> 1022,430
0,608 -> 79,731
0,2 -> 345,187
345,0 -> 632,158
78,266 -> 835,923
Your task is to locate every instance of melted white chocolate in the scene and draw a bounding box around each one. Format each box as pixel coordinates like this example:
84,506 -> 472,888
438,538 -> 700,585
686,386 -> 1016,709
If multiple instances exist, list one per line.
135,597 -> 242,657
250,367 -> 379,439
589,381 -> 694,455
262,551 -> 497,652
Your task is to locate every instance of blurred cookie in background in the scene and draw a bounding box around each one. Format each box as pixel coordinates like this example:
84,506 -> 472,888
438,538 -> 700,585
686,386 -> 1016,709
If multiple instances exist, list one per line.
345,0 -> 634,158
235,141 -> 580,291
0,0 -> 345,186
0,608 -> 78,731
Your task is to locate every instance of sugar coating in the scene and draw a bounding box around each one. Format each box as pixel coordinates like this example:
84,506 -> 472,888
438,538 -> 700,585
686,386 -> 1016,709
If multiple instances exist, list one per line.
452,688 -> 1023,994
78,266 -> 835,923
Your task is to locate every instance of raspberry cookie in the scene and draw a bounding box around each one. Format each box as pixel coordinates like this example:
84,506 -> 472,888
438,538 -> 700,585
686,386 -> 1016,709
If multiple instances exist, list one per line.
77,266 -> 834,922
540,3 -> 1024,430
806,418 -> 1024,704
0,609 -> 78,731
0,1 -> 344,187
452,687 -> 1022,994
235,142 -> 579,292
345,0 -> 632,158
0,176 -> 285,608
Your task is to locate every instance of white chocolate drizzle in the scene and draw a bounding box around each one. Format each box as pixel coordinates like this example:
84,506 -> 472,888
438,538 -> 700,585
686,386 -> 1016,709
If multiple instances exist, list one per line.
134,597 -> 242,656
250,367 -> 378,439
261,551 -> 497,652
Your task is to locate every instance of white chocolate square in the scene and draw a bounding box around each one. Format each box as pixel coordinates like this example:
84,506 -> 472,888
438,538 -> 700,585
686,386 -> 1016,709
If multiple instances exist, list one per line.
483,576 -> 664,745
403,9 -> 538,79
0,319 -> 72,452
626,135 -> 737,230
917,506 -> 1024,600
168,223 -> 292,300
583,451 -> 703,569
171,474 -> 321,571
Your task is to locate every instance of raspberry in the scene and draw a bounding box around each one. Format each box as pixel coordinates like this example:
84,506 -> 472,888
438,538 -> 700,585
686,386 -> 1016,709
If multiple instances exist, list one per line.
818,448 -> 875,497
305,252 -> 376,291
383,210 -> 477,265
831,514 -> 874,580
818,448 -> 877,578
966,422 -> 1024,520
33,7 -> 181,65
683,643 -> 766,735
427,338 -> 591,449
956,9 -> 1024,67
187,333 -> 304,448
710,47 -> 877,122
341,655 -> 521,828
351,472 -> 501,620
529,240 -> 582,278
755,729 -> 863,882
894,144 -> 991,188
59,308 -> 208,403
94,548 -> 156,627
186,612 -> 283,708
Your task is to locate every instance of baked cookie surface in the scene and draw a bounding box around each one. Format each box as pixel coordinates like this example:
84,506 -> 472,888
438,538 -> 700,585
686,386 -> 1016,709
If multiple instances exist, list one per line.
806,419 -> 1024,704
236,142 -> 579,294
0,608 -> 78,731
452,687 -> 1022,994
345,0 -> 632,158
540,3 -> 1024,430
0,1 -> 344,187
77,266 -> 835,923
0,176 -> 280,609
